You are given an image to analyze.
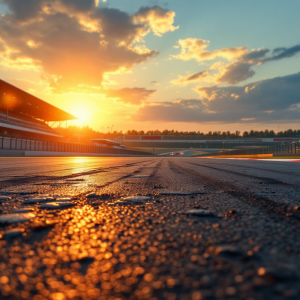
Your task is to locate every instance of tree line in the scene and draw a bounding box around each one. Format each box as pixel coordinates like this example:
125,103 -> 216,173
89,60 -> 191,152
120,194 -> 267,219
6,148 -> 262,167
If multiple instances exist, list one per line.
124,129 -> 300,138
55,126 -> 300,143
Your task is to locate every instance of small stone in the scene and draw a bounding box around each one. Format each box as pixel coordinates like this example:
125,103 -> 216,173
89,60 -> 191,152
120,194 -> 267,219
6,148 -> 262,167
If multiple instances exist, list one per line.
108,201 -> 125,206
40,202 -> 75,209
99,193 -> 112,200
225,210 -> 237,217
258,264 -> 298,279
55,197 -> 72,202
4,191 -> 26,195
3,228 -> 24,240
87,193 -> 98,198
122,196 -> 151,203
13,208 -> 34,213
215,245 -> 244,256
0,213 -> 35,224
153,185 -> 165,189
24,198 -> 47,204
184,209 -> 214,216
0,196 -> 11,201
160,191 -> 194,195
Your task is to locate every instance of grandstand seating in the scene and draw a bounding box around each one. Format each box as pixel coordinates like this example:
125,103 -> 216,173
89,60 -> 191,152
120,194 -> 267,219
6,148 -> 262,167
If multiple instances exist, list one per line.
0,112 -> 58,135
0,79 -> 78,141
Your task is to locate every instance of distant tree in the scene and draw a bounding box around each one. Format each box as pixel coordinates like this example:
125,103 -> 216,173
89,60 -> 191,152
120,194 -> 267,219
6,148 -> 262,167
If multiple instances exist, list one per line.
269,130 -> 275,137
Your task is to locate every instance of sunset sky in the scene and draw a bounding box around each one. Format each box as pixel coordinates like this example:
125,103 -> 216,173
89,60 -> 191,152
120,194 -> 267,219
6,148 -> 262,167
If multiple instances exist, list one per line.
0,0 -> 300,133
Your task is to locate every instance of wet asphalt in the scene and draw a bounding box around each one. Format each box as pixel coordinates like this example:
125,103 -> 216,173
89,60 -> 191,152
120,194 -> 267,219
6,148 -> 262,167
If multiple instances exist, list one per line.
0,157 -> 300,300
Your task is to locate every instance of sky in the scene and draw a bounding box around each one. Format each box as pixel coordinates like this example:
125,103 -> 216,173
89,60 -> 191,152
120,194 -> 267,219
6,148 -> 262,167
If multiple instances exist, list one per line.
0,0 -> 300,133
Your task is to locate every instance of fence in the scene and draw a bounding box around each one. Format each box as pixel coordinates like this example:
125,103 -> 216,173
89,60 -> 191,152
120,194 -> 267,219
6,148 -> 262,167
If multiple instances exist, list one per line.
214,142 -> 300,156
0,136 -> 151,156
215,142 -> 300,156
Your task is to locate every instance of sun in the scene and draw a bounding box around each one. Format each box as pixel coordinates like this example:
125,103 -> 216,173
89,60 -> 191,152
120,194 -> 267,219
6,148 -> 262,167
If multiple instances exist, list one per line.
70,105 -> 90,126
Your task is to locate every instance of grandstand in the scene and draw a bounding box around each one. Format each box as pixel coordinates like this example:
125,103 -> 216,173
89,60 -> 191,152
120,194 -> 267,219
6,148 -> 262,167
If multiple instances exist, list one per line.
0,80 -> 76,140
90,139 -> 127,149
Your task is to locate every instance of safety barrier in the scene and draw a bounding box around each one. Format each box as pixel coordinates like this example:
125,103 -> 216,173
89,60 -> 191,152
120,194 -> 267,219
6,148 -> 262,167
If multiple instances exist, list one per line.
0,136 -> 151,156
215,142 -> 300,156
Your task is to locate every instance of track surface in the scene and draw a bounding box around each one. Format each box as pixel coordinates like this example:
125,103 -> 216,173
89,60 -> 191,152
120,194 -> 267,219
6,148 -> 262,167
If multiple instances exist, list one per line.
1,157 -> 300,300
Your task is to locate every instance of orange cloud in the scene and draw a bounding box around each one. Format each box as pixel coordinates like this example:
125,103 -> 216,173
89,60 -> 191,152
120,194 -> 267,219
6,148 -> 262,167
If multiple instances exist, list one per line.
172,38 -> 248,62
133,6 -> 179,37
104,87 -> 156,105
172,39 -> 300,85
0,1 -> 177,93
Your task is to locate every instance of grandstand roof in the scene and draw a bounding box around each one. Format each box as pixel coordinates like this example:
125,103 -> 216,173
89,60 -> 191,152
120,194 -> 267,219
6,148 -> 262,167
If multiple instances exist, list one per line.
90,139 -> 121,146
0,80 -> 77,121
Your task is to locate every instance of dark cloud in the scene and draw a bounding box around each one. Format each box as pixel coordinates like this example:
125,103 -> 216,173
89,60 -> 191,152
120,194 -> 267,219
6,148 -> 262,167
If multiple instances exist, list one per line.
240,48 -> 270,62
185,71 -> 208,81
134,99 -> 206,122
173,38 -> 300,85
1,0 -> 43,21
219,45 -> 300,84
216,63 -> 255,84
264,45 -> 300,62
134,72 -> 300,123
91,7 -> 144,45
105,87 -> 156,105
59,0 -> 96,12
0,0 -> 177,93
172,70 -> 209,85
1,0 -> 97,21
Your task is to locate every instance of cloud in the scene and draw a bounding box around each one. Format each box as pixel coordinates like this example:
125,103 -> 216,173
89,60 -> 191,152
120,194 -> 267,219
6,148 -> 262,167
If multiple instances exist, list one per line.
151,81 -> 160,86
172,38 -> 300,85
0,1 -> 177,93
134,72 -> 300,124
1,0 -> 98,21
172,38 -> 248,62
171,70 -> 210,85
216,62 -> 255,84
264,45 -> 300,62
133,6 -> 179,37
104,87 -> 156,105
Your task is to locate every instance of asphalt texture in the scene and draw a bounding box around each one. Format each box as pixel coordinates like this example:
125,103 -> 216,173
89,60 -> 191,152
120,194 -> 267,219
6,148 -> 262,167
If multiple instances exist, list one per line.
1,157 -> 300,300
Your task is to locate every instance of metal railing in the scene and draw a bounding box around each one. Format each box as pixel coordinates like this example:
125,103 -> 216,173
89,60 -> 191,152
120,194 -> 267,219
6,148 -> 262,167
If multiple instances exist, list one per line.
0,136 -> 152,156
0,113 -> 56,134
215,142 -> 300,156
